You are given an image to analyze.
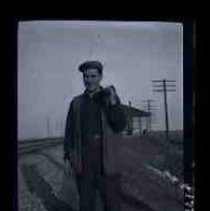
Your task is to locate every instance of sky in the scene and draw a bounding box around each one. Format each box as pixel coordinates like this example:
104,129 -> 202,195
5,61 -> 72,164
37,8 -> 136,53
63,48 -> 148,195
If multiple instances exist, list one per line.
18,21 -> 183,140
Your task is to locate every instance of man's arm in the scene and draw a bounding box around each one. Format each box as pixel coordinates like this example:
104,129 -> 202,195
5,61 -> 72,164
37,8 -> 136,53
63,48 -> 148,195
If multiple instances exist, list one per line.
63,100 -> 74,162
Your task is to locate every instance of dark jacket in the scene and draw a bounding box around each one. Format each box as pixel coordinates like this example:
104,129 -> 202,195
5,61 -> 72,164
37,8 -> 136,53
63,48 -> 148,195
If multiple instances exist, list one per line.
64,89 -> 126,175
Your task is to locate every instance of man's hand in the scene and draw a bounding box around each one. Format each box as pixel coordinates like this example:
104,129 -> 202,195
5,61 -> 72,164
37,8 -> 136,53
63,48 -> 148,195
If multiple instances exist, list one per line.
104,85 -> 117,106
64,159 -> 74,178
109,86 -> 117,105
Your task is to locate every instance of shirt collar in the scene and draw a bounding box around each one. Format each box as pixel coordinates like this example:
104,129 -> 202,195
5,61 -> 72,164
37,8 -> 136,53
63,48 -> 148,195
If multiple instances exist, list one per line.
84,86 -> 103,98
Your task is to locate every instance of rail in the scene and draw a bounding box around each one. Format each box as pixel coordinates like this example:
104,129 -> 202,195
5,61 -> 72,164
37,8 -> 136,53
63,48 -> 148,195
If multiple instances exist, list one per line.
18,138 -> 64,155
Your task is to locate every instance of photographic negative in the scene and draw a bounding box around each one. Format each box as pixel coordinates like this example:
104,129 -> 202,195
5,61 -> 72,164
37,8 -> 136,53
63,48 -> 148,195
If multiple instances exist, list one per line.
18,20 -> 193,211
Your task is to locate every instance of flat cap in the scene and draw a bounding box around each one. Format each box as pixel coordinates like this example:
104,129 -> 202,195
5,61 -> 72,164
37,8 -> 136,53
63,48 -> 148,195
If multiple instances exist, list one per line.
78,61 -> 103,74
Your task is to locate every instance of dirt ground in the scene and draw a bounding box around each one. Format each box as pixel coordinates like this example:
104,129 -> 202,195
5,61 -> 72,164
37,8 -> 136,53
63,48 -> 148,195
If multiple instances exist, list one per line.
18,135 -> 184,211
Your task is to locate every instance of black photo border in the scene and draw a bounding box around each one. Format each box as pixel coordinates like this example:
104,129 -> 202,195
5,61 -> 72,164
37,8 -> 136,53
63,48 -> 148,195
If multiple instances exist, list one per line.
2,15 -> 197,211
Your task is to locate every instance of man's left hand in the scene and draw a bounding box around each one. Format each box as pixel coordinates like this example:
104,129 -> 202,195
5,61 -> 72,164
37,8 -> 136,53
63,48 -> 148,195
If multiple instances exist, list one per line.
108,86 -> 117,105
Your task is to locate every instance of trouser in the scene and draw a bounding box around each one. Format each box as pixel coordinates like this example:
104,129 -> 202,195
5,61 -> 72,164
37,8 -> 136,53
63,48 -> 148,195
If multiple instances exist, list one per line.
76,172 -> 121,211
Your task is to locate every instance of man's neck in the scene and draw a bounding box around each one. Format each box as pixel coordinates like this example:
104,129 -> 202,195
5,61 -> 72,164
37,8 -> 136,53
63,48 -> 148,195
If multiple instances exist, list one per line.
86,86 -> 101,98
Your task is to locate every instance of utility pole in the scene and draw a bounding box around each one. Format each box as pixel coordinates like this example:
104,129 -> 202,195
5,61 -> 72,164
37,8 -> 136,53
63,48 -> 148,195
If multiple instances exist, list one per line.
89,33 -> 102,57
142,99 -> 156,131
150,108 -> 158,130
163,80 -> 169,138
139,117 -> 142,136
152,79 -> 176,139
47,118 -> 50,138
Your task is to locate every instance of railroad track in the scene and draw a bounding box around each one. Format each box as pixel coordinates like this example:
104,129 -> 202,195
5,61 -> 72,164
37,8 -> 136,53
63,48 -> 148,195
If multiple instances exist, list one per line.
18,138 -> 63,155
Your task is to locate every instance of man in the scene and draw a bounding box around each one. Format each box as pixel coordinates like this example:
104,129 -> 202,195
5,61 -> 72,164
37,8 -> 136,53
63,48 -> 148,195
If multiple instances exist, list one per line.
64,61 -> 126,211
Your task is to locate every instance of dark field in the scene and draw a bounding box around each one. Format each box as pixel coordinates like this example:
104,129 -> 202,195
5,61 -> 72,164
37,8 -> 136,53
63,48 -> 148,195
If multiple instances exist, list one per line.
142,131 -> 183,180
18,132 -> 184,211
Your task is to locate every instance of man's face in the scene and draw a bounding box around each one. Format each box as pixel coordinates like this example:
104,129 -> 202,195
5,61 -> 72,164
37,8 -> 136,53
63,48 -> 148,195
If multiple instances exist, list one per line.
83,68 -> 102,92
